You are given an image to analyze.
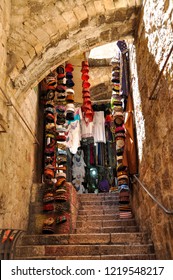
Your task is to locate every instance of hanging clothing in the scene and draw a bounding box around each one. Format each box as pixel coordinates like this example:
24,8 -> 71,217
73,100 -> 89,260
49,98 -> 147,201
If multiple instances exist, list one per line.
72,149 -> 86,193
79,107 -> 94,139
122,94 -> 138,174
93,111 -> 106,143
66,107 -> 81,154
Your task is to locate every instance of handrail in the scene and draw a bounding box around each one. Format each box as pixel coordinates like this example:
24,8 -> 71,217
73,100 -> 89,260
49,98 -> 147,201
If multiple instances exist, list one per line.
133,175 -> 173,215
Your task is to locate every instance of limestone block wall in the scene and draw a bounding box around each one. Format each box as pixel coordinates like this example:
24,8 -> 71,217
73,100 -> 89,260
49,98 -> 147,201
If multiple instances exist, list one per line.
0,0 -> 11,127
130,0 -> 173,259
0,88 -> 39,231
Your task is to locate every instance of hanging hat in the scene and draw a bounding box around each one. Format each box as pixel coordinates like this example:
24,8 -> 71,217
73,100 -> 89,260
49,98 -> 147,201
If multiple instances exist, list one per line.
55,177 -> 66,187
56,172 -> 66,179
54,194 -> 67,202
81,66 -> 89,74
56,105 -> 66,113
43,204 -> 54,211
66,94 -> 74,103
66,88 -> 75,95
114,112 -> 124,125
56,134 -> 66,142
43,191 -> 54,203
82,61 -> 89,67
45,156 -> 54,165
44,168 -> 54,179
46,90 -> 55,100
57,155 -> 67,165
115,132 -> 125,139
44,107 -> 55,114
57,65 -> 65,74
46,74 -> 56,86
116,138 -> 125,150
115,126 -> 125,133
82,73 -> 89,81
57,73 -> 65,79
56,216 -> 67,224
56,116 -> 66,125
45,113 -> 55,122
83,97 -> 91,104
42,217 -> 55,234
56,85 -> 66,93
82,91 -> 90,98
65,63 -> 74,72
66,112 -> 74,121
66,79 -> 75,88
66,103 -> 75,112
66,72 -> 73,79
44,146 -> 55,156
82,81 -> 90,89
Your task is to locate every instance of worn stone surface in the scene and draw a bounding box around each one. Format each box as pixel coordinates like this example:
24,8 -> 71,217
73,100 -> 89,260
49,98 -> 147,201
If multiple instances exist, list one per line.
0,88 -> 39,230
14,193 -> 155,260
130,0 -> 173,260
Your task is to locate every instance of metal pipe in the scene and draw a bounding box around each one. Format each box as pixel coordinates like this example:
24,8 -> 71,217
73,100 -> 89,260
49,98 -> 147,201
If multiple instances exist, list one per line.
133,175 -> 173,214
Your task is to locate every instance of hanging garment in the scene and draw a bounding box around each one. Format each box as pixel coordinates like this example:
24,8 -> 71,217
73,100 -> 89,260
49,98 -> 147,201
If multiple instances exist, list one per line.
93,111 -> 106,143
79,108 -> 94,139
122,94 -> 138,174
66,107 -> 81,154
72,149 -> 86,193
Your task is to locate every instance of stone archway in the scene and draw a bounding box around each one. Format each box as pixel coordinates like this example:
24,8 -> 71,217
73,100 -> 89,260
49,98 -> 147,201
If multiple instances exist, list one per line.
7,0 -> 142,103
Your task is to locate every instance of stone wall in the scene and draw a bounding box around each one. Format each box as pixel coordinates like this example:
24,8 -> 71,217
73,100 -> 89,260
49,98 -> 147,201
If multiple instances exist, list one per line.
130,0 -> 173,259
0,87 -> 39,230
0,0 -> 11,129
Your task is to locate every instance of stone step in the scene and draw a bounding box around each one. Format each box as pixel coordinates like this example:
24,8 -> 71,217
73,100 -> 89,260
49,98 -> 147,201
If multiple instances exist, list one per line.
76,219 -> 136,228
15,244 -> 154,258
19,232 -> 150,246
80,205 -> 120,210
15,253 -> 156,260
75,226 -> 138,233
77,214 -> 120,220
78,209 -> 121,215
78,193 -> 119,198
80,200 -> 120,205
79,197 -> 120,202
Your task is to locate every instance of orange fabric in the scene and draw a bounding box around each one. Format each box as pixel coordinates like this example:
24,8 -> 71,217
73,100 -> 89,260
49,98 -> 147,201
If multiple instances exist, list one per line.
2,230 -> 11,243
122,94 -> 138,174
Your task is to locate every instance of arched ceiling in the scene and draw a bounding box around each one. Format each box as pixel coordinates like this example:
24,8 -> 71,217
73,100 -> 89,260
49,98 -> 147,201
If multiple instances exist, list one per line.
7,0 -> 142,101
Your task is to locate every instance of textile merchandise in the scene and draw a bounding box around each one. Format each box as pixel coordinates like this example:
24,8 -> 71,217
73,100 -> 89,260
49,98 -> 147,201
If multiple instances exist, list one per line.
110,41 -> 133,219
72,148 -> 86,193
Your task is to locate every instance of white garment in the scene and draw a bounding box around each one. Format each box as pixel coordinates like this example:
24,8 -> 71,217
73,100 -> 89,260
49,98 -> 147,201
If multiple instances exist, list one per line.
79,108 -> 94,139
93,111 -> 106,143
66,107 -> 81,154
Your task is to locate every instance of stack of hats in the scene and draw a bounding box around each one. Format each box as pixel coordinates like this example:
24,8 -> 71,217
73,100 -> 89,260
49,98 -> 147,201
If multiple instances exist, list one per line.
56,65 -> 66,103
42,84 -> 57,233
65,63 -> 75,120
110,54 -> 132,219
41,65 -> 70,234
81,61 -> 94,123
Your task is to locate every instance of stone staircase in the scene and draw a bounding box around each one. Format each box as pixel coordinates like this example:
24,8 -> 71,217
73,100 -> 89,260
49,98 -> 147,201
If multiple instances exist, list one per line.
14,193 -> 156,260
